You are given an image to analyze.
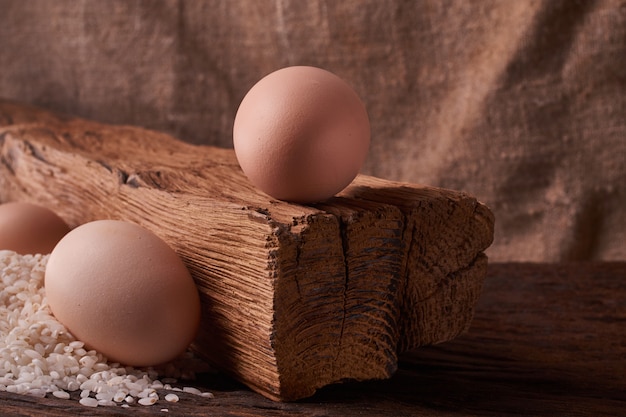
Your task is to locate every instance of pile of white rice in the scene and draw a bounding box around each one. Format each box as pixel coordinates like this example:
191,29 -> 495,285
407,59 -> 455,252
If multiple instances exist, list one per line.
0,250 -> 213,409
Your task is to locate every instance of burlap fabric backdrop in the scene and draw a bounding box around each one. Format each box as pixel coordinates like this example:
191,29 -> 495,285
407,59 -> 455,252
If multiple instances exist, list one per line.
1,0 -> 624,262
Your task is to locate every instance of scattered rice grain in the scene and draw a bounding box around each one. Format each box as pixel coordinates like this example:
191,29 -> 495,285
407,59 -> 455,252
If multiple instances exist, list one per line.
182,386 -> 202,395
79,397 -> 99,407
52,390 -> 70,399
165,393 -> 179,402
113,390 -> 127,402
138,396 -> 158,406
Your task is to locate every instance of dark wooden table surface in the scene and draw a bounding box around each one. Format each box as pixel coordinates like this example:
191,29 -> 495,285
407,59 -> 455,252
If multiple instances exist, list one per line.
1,262 -> 624,416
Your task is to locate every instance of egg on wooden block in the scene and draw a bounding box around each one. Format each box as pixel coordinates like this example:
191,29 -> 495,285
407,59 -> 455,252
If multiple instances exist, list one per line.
44,220 -> 201,367
0,201 -> 70,255
233,66 -> 370,203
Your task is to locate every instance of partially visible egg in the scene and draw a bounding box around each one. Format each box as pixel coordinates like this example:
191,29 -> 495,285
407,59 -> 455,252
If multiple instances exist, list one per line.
45,220 -> 201,367
233,66 -> 370,203
0,201 -> 70,255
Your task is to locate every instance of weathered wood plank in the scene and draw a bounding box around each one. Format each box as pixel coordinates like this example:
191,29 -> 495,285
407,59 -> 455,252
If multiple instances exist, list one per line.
0,100 -> 494,400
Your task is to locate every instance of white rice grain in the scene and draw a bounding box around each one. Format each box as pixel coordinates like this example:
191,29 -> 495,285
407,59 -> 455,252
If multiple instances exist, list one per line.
98,399 -> 117,407
164,393 -> 179,402
52,390 -> 70,399
79,397 -> 99,407
182,386 -> 202,395
113,390 -> 127,402
138,396 -> 158,406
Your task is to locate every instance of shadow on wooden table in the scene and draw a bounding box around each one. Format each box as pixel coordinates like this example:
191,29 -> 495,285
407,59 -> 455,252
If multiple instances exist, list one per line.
305,262 -> 626,416
1,263 -> 623,416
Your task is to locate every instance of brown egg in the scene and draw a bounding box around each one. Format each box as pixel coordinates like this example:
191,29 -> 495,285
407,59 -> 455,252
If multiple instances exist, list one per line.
0,202 -> 70,255
233,66 -> 370,203
45,220 -> 201,367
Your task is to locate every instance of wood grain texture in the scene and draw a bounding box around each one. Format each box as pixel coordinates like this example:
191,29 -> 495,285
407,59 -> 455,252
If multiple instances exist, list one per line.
0,263 -> 623,416
0,100 -> 494,401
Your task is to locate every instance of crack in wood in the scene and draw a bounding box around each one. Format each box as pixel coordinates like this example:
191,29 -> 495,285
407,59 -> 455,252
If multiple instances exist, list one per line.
0,133 -> 16,176
23,141 -> 49,164
293,239 -> 303,300
334,216 -> 350,368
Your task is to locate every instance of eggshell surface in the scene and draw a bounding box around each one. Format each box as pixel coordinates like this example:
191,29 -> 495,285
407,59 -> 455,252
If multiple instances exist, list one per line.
233,66 -> 370,203
44,220 -> 201,367
0,201 -> 70,255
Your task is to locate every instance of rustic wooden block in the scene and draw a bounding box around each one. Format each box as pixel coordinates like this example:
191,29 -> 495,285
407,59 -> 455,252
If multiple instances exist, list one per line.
0,100 -> 494,401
